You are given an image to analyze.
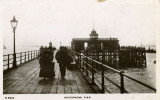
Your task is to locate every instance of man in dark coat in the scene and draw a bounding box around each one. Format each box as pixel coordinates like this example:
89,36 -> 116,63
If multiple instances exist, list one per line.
55,47 -> 70,79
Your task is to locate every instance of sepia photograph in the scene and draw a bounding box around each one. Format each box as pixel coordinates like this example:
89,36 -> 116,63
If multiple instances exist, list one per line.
0,0 -> 160,100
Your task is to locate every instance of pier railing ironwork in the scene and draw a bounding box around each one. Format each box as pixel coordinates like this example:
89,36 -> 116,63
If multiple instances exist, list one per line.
73,51 -> 156,93
3,50 -> 39,71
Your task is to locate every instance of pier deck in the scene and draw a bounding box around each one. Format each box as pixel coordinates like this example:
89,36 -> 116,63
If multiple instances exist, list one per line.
3,58 -> 95,94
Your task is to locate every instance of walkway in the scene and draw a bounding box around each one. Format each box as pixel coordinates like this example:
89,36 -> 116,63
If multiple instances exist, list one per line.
3,58 -> 95,94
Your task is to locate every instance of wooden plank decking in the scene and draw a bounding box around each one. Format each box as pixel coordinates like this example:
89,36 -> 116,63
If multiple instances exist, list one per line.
3,58 -> 95,94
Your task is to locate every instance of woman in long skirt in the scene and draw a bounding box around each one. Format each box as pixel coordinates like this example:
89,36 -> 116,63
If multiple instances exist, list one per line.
39,50 -> 55,79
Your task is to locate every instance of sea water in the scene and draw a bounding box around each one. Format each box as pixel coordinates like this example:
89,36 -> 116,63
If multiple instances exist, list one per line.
103,53 -> 156,93
3,46 -> 39,55
3,47 -> 39,70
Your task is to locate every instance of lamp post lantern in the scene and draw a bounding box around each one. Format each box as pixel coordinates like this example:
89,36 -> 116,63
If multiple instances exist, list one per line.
11,16 -> 18,69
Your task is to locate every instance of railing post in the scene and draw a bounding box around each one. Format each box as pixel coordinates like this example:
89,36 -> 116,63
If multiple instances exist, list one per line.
78,54 -> 80,67
102,50 -> 105,63
35,50 -> 36,58
25,52 -> 26,62
97,50 -> 99,61
37,50 -> 39,58
101,63 -> 105,93
33,50 -> 34,59
34,50 -> 35,58
35,50 -> 37,58
82,61 -> 84,72
38,50 -> 39,58
37,50 -> 38,58
120,71 -> 125,93
92,59 -> 95,85
79,54 -> 81,68
31,51 -> 32,60
86,53 -> 89,77
8,54 -> 10,70
20,52 -> 22,64
28,51 -> 29,61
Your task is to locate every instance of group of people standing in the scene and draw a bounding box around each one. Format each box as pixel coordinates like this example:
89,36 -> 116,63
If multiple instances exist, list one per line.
39,46 -> 72,80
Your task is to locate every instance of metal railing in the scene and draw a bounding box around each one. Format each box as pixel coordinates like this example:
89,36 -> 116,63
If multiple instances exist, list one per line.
73,51 -> 156,93
3,50 -> 39,71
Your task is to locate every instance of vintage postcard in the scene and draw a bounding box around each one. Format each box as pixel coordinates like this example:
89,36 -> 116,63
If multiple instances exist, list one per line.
0,0 -> 160,100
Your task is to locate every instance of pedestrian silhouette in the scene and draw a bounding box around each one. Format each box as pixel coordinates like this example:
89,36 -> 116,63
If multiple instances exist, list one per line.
39,49 -> 55,80
55,46 -> 71,79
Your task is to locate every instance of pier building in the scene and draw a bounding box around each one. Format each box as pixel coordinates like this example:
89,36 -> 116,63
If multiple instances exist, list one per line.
71,29 -> 146,68
71,29 -> 120,52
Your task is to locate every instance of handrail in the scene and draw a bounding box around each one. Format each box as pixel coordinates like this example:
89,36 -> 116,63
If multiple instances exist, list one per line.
3,50 -> 39,71
75,52 -> 121,73
73,51 -> 156,93
122,73 -> 156,91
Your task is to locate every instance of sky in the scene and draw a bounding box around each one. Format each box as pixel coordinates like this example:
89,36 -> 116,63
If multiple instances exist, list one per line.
1,0 -> 159,49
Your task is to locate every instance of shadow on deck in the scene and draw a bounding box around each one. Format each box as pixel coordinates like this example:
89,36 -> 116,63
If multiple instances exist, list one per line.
3,58 -> 95,94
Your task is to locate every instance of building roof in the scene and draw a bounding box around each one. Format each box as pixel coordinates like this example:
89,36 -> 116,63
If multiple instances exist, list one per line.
72,29 -> 118,42
72,38 -> 118,42
90,29 -> 98,36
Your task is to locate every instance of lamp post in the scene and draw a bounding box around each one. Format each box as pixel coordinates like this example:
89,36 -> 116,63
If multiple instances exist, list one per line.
11,16 -> 18,69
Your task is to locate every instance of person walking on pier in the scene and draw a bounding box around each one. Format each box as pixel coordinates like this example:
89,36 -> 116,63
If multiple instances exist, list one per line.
39,49 -> 55,79
55,46 -> 70,79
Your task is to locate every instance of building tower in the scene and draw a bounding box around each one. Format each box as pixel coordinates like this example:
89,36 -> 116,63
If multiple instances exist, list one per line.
89,29 -> 98,40
49,41 -> 52,48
